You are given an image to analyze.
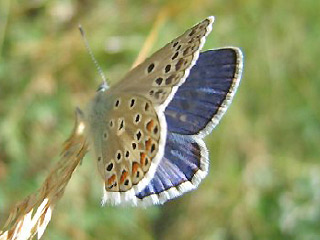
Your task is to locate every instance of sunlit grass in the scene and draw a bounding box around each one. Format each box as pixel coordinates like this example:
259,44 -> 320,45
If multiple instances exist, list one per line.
1,0 -> 319,239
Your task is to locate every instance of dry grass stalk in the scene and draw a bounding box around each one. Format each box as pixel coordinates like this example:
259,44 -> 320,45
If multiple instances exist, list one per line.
131,8 -> 168,69
0,109 -> 88,240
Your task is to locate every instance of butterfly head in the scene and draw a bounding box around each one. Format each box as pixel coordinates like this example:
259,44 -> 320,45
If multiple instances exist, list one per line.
96,81 -> 109,92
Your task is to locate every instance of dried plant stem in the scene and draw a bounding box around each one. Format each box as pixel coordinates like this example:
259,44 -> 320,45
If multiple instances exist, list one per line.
131,9 -> 168,68
0,109 -> 88,240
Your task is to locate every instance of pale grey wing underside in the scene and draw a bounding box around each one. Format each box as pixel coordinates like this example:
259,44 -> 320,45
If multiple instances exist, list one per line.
87,92 -> 167,205
112,17 -> 214,110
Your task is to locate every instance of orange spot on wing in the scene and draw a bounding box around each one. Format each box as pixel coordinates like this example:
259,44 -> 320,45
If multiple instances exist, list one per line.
120,171 -> 129,184
132,162 -> 139,174
107,174 -> 116,185
146,120 -> 154,132
140,152 -> 146,165
145,138 -> 152,151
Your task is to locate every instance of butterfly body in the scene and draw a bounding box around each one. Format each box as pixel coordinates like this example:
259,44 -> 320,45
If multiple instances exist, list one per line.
85,16 -> 243,206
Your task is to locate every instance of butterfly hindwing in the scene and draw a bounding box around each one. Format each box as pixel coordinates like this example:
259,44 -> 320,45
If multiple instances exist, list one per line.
134,132 -> 208,206
87,92 -> 167,205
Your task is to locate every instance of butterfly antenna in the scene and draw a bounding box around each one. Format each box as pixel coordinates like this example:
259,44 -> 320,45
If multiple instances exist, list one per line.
78,24 -> 108,89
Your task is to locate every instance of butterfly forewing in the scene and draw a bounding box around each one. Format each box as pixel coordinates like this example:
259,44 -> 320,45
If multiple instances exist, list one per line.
112,17 -> 214,109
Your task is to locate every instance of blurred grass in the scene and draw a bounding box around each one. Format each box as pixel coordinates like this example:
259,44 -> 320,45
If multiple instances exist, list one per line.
1,0 -> 320,239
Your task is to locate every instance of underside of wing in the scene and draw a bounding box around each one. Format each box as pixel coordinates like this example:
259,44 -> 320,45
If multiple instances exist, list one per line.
112,16 -> 215,111
87,92 -> 167,205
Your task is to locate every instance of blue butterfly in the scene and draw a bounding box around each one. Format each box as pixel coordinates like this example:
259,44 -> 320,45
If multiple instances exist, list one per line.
84,16 -> 243,206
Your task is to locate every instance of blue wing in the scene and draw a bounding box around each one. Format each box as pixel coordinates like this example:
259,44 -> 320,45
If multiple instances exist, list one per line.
165,48 -> 242,135
132,48 -> 243,206
135,132 -> 208,205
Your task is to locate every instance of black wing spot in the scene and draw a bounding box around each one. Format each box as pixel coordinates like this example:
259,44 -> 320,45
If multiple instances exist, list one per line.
175,58 -> 184,71
119,119 -> 124,130
172,52 -> 179,60
147,63 -> 155,73
130,98 -> 136,108
151,144 -> 156,153
145,102 -> 150,111
153,126 -> 158,135
165,64 -> 171,73
109,120 -> 114,128
136,131 -> 142,141
106,163 -> 113,171
115,99 -> 120,108
135,114 -> 141,123
165,75 -> 174,85
189,29 -> 196,36
183,47 -> 191,56
132,142 -> 137,150
103,132 -> 108,139
155,77 -> 163,85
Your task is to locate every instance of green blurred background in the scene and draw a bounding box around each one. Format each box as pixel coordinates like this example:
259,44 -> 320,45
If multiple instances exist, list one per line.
1,0 -> 320,239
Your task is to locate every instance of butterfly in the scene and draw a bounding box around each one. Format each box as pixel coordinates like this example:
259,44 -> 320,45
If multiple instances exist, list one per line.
84,16 -> 243,206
